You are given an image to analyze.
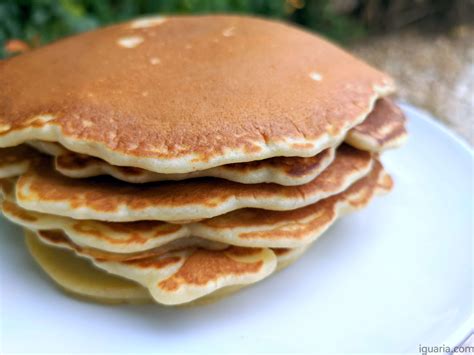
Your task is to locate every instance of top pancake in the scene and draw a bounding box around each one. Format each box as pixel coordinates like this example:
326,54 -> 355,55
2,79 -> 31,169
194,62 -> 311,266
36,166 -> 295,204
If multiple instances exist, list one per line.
0,15 -> 394,173
22,98 -> 404,185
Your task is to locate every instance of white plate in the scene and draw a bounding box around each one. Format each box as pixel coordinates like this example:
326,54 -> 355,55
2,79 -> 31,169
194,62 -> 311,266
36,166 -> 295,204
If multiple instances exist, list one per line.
0,104 -> 472,353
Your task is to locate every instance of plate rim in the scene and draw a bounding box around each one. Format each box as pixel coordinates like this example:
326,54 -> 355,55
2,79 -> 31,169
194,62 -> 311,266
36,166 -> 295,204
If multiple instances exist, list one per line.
399,101 -> 473,156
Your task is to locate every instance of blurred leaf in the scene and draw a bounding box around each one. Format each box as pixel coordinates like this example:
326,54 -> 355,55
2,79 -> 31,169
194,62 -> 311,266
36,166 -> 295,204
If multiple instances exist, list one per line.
2,0 -> 463,59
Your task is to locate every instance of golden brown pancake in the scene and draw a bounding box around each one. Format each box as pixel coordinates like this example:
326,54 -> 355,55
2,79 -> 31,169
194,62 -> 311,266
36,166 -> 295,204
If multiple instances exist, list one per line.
21,99 -> 406,185
19,99 -> 405,186
1,160 -> 391,250
14,145 -> 373,222
27,100 -> 406,186
0,14 -> 407,308
25,231 -> 307,305
28,229 -> 277,305
346,98 -> 407,151
35,229 -> 227,262
24,231 -> 151,304
195,160 -> 392,247
52,147 -> 335,186
0,15 -> 393,173
29,140 -> 336,186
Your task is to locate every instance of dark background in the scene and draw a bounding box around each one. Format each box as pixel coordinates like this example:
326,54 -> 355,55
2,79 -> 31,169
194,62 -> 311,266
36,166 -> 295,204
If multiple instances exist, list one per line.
1,0 -> 472,58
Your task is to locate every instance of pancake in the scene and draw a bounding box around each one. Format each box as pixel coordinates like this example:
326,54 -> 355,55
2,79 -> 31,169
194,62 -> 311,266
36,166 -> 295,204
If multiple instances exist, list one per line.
0,146 -> 38,178
346,98 -> 407,151
29,140 -> 337,186
24,100 -> 405,186
194,160 -> 392,247
28,229 -> 277,305
26,140 -> 66,156
54,147 -> 336,186
35,229 -> 227,262
273,247 -> 309,270
29,140 -> 339,187
25,232 -> 307,305
34,230 -> 194,288
1,160 -> 391,249
14,145 -> 373,222
25,231 -> 150,304
0,15 -> 394,174
51,231 -> 228,262
150,246 -> 276,305
22,99 -> 403,186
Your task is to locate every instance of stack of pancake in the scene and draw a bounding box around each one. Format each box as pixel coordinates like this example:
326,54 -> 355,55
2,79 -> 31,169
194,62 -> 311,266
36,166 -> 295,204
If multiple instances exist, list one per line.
0,15 -> 407,305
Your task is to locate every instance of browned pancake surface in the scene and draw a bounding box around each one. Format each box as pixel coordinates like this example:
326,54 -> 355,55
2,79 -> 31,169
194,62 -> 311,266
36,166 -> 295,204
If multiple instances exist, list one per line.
1,159 -> 391,249
0,15 -> 392,172
201,160 -> 390,232
56,148 -> 334,180
158,247 -> 264,292
15,145 -> 372,221
346,97 -> 407,150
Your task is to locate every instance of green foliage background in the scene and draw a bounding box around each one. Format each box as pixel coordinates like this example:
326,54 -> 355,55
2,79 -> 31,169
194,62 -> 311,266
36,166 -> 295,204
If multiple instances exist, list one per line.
0,0 -> 469,58
0,0 -> 366,58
